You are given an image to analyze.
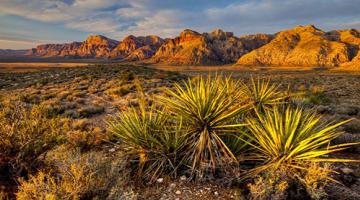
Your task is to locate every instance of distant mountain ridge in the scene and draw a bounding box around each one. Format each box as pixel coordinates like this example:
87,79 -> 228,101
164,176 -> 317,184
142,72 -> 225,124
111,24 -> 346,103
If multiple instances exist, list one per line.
2,25 -> 360,68
151,29 -> 273,65
236,25 -> 360,67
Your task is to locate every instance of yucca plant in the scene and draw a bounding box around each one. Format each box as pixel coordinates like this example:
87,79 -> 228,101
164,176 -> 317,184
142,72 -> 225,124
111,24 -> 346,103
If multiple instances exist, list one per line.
242,106 -> 358,176
159,75 -> 248,176
108,104 -> 188,181
242,78 -> 288,113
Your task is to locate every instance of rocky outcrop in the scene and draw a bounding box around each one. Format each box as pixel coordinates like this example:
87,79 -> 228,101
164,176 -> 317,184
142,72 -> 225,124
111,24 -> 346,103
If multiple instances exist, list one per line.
152,29 -> 212,65
110,35 -> 164,61
28,42 -> 82,57
152,29 -> 272,65
28,34 -> 164,60
77,35 -> 118,58
327,29 -> 360,67
237,25 -> 352,67
239,34 -> 274,51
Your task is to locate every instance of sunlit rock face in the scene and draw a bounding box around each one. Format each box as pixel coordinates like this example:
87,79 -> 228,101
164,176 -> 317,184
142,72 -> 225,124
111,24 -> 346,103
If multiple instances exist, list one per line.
28,35 -> 118,58
152,29 -> 273,65
236,25 -> 356,67
326,29 -> 360,67
110,35 -> 165,61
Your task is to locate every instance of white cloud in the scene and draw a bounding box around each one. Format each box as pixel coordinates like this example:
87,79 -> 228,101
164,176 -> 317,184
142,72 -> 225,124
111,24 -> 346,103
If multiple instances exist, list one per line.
0,0 -> 360,42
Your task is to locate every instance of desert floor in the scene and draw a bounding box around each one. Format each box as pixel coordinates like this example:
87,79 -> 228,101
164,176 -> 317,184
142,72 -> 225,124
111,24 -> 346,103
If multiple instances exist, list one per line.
1,63 -> 360,199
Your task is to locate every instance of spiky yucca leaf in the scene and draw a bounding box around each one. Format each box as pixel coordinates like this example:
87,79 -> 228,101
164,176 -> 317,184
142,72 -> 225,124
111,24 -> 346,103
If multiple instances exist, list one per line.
243,106 -> 358,175
159,75 -> 248,176
243,78 -> 287,112
108,105 -> 188,180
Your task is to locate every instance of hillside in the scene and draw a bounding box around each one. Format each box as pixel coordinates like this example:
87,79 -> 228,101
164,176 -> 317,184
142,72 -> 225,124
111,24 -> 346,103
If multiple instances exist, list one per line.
236,25 -> 356,67
152,29 -> 273,65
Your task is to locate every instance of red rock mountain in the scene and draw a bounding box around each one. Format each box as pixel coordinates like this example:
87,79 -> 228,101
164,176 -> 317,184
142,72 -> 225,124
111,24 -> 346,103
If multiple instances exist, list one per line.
28,35 -> 117,58
7,25 -> 360,68
110,35 -> 164,60
28,34 -> 164,60
328,29 -> 360,67
236,25 -> 360,67
152,29 -> 273,65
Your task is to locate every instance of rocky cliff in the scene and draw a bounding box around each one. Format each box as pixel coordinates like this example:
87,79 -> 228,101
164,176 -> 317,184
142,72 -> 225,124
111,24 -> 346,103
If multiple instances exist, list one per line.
28,35 -> 118,58
110,35 -> 164,60
329,29 -> 360,67
236,25 -> 356,67
152,29 -> 272,65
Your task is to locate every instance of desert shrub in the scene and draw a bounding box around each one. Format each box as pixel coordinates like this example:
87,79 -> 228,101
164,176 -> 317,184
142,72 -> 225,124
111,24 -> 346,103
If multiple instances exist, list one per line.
297,163 -> 331,199
159,75 -> 248,177
78,105 -> 105,118
106,84 -> 134,97
247,167 -> 292,200
247,163 -> 331,200
0,102 -> 70,176
18,94 -> 40,104
242,106 -> 357,176
66,120 -> 106,150
17,149 -> 135,200
108,104 -> 188,181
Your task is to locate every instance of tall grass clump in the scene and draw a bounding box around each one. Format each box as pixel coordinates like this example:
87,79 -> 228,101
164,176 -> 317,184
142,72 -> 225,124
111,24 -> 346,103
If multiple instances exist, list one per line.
159,75 -> 248,177
243,106 -> 358,176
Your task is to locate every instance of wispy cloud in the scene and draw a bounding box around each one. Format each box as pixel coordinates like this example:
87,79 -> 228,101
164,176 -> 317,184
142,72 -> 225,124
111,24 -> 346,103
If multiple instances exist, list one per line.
0,0 -> 360,49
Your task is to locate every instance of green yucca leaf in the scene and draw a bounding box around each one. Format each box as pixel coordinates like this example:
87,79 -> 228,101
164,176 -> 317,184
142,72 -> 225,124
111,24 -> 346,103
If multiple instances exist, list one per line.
158,75 -> 248,177
242,78 -> 288,113
243,106 -> 359,176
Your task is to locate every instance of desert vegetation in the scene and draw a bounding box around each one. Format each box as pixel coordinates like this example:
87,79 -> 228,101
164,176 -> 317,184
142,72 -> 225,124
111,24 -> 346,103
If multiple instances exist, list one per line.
0,64 -> 360,199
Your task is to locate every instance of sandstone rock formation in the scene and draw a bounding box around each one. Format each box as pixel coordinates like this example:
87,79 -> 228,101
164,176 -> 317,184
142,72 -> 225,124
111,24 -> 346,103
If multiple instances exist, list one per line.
237,25 -> 352,67
28,42 -> 82,57
28,34 -> 164,60
152,29 -> 272,65
110,35 -> 164,61
77,35 -> 118,58
328,29 -> 360,67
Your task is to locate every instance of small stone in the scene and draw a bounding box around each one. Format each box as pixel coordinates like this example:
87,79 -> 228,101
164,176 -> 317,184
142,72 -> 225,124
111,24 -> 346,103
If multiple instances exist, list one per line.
180,175 -> 187,181
109,148 -> 116,152
316,105 -> 332,114
175,190 -> 181,195
341,167 -> 354,175
156,178 -> 164,183
175,198 -> 180,200
169,183 -> 176,188
214,191 -> 219,196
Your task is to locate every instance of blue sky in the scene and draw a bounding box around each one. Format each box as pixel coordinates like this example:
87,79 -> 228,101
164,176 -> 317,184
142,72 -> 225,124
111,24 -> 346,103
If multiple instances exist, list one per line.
1,0 -> 360,49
